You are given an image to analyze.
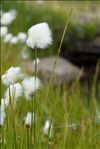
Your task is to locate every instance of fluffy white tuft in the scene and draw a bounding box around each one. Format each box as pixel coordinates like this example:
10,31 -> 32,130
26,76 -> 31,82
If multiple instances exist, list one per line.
22,76 -> 41,100
25,112 -> 34,128
10,36 -> 19,44
3,33 -> 13,43
1,10 -> 17,25
2,66 -> 22,85
5,83 -> 23,103
43,120 -> 53,137
26,22 -> 52,49
17,32 -> 27,43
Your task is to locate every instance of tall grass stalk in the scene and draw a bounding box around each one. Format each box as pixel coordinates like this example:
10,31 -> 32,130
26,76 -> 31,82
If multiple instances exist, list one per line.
44,8 -> 73,147
44,8 -> 73,104
32,48 -> 38,147
27,128 -> 30,149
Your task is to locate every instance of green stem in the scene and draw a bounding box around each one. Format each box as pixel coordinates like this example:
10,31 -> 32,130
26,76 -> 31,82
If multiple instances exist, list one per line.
34,48 -> 37,146
27,128 -> 30,149
44,8 -> 73,103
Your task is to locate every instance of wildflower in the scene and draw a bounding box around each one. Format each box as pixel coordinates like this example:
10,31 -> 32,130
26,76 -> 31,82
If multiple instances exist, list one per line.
3,33 -> 13,43
43,120 -> 53,137
26,22 -> 52,49
1,26 -> 8,37
1,10 -> 17,25
25,112 -> 34,128
1,74 -> 10,86
5,83 -> 23,104
17,32 -> 27,43
2,66 -> 22,85
22,77 -> 41,100
10,36 -> 18,44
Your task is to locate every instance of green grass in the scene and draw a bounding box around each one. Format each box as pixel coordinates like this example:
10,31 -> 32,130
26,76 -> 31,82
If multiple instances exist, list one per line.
1,83 -> 100,148
1,1 -> 100,149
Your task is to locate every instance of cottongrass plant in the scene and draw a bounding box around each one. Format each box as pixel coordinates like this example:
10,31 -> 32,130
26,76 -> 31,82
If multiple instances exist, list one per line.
1,6 -> 100,149
1,9 -> 17,26
1,67 -> 22,86
25,112 -> 34,149
26,22 -> 52,145
22,76 -> 41,100
1,65 -> 42,148
1,9 -> 72,148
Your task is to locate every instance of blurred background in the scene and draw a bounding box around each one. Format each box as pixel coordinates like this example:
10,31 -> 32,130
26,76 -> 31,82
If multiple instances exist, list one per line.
1,1 -> 100,85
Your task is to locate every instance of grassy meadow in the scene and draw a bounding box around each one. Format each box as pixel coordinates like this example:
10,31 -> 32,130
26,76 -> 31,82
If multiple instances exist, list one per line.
1,1 -> 100,149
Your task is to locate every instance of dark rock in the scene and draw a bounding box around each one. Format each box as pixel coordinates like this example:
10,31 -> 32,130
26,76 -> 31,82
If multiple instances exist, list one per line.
36,56 -> 83,84
61,36 -> 100,68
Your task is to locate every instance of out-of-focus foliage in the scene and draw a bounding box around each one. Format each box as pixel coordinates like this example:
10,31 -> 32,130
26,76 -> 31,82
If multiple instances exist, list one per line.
1,1 -> 100,54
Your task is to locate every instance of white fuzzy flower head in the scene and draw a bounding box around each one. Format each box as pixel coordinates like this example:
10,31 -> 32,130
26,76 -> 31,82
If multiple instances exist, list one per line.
17,32 -> 27,43
1,26 -> 8,38
2,67 -> 22,85
1,10 -> 17,25
10,36 -> 18,44
25,112 -> 34,128
43,120 -> 53,137
3,33 -> 13,43
22,77 -> 41,100
26,22 -> 52,49
5,83 -> 23,104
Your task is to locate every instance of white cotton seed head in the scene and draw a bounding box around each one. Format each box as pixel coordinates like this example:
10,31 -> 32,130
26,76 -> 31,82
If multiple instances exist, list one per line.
5,83 -> 23,103
1,26 -> 8,38
43,120 -> 50,135
1,10 -> 17,25
10,36 -> 18,44
2,66 -> 22,85
26,22 -> 52,49
43,120 -> 53,137
3,33 -> 13,43
1,74 -> 10,86
24,91 -> 32,100
25,112 -> 34,128
22,77 -> 41,99
17,32 -> 27,43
